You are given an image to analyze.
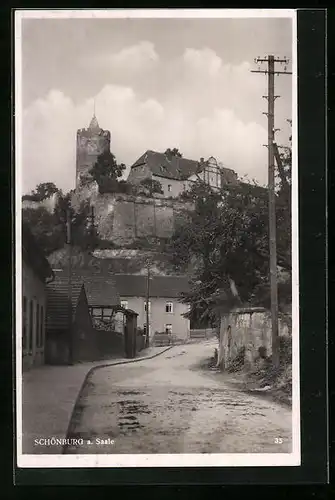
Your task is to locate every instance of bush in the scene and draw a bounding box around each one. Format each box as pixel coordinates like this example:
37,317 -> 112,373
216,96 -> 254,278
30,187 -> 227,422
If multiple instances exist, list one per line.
98,177 -> 134,195
279,335 -> 292,364
22,194 -> 43,202
227,346 -> 246,372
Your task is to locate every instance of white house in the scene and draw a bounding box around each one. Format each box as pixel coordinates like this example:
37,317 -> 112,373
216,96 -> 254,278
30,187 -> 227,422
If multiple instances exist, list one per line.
113,274 -> 191,342
127,150 -> 238,198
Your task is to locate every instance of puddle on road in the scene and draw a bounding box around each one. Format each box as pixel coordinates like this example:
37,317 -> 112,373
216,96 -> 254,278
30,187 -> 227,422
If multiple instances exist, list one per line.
117,399 -> 151,434
169,391 -> 193,397
118,390 -> 142,396
120,414 -> 137,421
118,399 -> 152,415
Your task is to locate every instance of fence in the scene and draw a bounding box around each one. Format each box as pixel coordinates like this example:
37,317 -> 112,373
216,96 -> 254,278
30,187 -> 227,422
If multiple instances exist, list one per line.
189,328 -> 217,340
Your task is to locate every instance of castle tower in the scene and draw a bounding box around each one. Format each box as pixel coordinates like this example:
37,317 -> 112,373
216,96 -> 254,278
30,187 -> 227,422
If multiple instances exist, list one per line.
76,113 -> 111,188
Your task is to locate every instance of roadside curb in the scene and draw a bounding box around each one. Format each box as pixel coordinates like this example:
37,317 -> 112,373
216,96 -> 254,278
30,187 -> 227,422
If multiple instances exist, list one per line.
62,345 -> 174,453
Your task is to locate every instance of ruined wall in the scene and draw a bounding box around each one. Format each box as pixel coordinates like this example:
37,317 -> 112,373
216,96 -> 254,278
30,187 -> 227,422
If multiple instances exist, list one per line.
70,182 -> 100,210
71,190 -> 193,246
218,307 -> 292,371
22,192 -> 60,213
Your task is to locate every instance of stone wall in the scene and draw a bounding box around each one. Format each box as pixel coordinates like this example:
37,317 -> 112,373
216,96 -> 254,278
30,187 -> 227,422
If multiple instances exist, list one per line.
22,192 -> 60,213
218,307 -> 292,371
71,189 -> 193,246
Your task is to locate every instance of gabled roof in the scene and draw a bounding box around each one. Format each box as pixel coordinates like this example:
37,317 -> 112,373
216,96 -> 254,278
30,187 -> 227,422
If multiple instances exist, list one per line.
52,269 -> 120,307
130,150 -> 205,181
46,276 -> 84,330
113,274 -> 190,299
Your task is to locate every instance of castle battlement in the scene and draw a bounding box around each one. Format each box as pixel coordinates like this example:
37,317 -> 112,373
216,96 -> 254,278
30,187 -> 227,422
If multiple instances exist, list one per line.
76,114 -> 111,188
77,128 -> 110,137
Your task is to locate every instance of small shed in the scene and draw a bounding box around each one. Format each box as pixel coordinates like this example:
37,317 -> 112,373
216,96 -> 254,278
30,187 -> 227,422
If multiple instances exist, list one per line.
49,270 -> 141,360
45,276 -> 96,364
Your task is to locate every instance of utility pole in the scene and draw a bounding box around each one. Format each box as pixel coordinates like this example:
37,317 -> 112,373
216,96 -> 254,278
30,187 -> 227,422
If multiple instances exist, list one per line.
145,260 -> 150,348
66,208 -> 73,365
88,205 -> 96,249
251,55 -> 291,369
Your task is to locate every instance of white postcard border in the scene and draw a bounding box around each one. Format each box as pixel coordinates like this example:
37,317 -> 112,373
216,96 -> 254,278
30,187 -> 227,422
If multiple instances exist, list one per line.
15,8 -> 300,469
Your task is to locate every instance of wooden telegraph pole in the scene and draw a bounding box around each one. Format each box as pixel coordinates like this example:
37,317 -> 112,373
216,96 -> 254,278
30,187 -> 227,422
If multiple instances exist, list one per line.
88,205 -> 96,249
251,55 -> 291,369
66,208 -> 73,365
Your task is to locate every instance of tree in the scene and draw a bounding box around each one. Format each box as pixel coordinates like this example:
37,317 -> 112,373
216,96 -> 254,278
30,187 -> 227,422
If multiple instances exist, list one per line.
139,178 -> 164,196
275,121 -> 292,272
53,193 -> 97,250
89,151 -> 126,186
34,182 -> 59,200
22,192 -> 98,256
22,182 -> 59,202
169,170 -> 292,323
22,206 -> 65,255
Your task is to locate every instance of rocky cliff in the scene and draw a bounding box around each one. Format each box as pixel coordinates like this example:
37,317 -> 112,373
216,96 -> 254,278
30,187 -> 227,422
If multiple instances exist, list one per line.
47,247 -> 187,276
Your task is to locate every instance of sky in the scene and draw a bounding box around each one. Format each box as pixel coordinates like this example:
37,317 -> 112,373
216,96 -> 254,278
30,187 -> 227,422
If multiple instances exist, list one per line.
19,13 -> 293,194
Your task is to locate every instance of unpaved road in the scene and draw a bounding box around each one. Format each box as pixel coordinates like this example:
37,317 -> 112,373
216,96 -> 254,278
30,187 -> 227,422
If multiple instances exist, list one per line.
64,341 -> 292,454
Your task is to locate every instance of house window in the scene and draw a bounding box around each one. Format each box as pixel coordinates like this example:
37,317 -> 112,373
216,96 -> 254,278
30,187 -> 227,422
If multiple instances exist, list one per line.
39,305 -> 44,348
121,300 -> 128,310
102,308 -> 113,320
167,185 -> 172,192
29,300 -> 34,352
22,296 -> 27,350
144,301 -> 151,313
92,308 -> 103,319
165,302 -> 173,313
36,303 -> 40,350
165,324 -> 172,335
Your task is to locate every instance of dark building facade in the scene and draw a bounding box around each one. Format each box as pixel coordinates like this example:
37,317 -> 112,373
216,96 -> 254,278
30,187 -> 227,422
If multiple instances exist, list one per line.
76,114 -> 111,188
22,223 -> 54,371
45,276 -> 97,364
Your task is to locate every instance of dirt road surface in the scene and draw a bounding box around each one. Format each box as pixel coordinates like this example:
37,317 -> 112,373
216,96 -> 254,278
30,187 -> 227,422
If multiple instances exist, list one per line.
64,341 -> 292,454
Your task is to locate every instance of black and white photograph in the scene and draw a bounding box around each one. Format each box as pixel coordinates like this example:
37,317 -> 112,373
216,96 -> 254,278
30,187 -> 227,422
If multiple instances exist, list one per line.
15,9 -> 299,468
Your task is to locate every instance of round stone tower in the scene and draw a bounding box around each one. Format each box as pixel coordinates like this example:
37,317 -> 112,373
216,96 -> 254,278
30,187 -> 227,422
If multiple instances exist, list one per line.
76,114 -> 111,188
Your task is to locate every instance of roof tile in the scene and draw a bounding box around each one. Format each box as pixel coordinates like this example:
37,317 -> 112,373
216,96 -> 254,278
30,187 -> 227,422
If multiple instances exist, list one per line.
113,274 -> 190,299
46,277 -> 83,330
131,150 -> 203,181
52,269 -> 120,307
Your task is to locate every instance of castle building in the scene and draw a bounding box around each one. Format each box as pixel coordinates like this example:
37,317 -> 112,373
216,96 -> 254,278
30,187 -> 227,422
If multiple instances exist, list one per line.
76,114 -> 111,188
127,151 -> 238,198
